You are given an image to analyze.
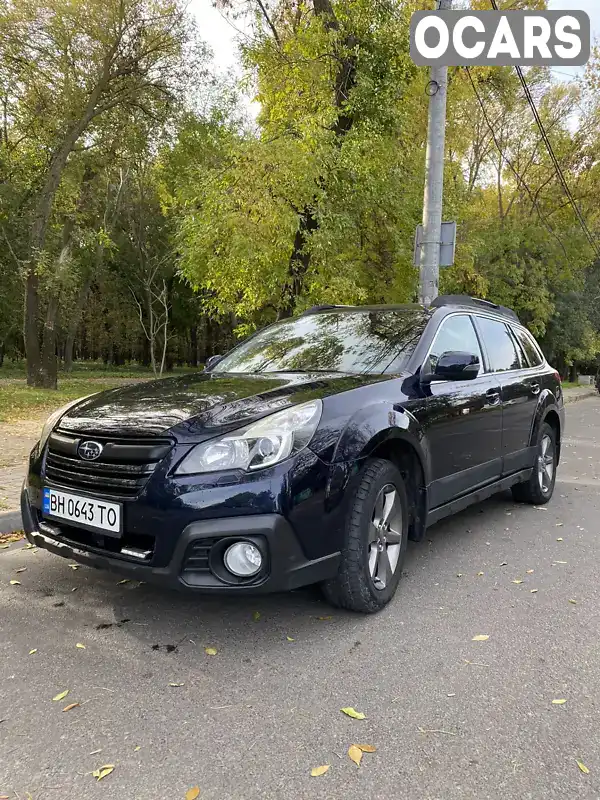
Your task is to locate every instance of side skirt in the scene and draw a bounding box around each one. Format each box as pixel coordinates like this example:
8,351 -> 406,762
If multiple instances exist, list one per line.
425,469 -> 533,528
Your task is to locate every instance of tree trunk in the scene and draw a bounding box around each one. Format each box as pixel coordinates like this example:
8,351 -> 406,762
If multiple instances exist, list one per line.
277,0 -> 357,317
39,295 -> 60,388
189,325 -> 198,367
24,54 -> 113,387
64,332 -> 75,372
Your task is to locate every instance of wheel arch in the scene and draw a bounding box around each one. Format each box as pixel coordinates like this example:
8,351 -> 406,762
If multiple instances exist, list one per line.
367,436 -> 428,543
327,402 -> 429,543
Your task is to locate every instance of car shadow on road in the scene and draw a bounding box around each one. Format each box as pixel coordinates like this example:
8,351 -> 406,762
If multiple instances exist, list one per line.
10,490 -> 520,660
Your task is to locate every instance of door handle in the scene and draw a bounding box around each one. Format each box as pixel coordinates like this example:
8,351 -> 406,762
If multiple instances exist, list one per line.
485,389 -> 501,406
529,382 -> 541,396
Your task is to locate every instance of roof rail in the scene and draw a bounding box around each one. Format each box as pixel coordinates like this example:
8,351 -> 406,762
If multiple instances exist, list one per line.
299,304 -> 351,316
431,294 -> 519,323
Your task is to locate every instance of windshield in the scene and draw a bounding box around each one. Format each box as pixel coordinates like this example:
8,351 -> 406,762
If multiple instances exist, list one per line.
212,308 -> 429,375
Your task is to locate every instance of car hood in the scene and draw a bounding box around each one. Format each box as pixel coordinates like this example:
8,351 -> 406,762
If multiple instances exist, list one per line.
57,371 -> 394,440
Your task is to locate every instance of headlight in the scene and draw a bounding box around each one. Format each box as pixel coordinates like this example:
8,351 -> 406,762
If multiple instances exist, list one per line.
176,399 -> 322,475
38,396 -> 93,452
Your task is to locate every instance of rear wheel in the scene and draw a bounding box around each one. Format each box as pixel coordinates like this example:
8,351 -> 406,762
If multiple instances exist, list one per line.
511,422 -> 557,504
321,458 -> 408,613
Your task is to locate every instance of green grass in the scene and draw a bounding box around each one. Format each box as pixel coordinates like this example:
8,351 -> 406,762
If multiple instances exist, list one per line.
0,362 -> 199,423
0,378 -> 135,423
561,381 -> 594,389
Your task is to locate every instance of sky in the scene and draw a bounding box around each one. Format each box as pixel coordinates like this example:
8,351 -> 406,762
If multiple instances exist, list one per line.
190,0 -> 600,79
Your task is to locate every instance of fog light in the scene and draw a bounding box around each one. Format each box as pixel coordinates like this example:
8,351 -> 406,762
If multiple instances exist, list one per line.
223,542 -> 263,577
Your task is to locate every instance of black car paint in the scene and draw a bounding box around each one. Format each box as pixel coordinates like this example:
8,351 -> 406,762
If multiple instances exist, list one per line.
22,302 -> 564,593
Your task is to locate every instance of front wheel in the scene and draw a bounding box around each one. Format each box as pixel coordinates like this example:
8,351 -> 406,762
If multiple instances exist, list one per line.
321,458 -> 409,613
512,422 -> 557,505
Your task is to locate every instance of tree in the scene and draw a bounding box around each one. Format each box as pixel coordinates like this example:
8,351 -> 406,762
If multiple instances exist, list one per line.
0,0 -> 199,386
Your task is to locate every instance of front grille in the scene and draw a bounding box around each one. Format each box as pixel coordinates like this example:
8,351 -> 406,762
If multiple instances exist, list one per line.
182,538 -> 219,573
44,431 -> 173,499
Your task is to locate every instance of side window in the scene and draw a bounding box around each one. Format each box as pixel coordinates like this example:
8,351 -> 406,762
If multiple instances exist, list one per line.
476,317 -> 521,372
512,326 -> 543,367
426,315 -> 483,376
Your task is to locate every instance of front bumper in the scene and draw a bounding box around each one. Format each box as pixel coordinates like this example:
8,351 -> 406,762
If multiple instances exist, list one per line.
21,486 -> 340,594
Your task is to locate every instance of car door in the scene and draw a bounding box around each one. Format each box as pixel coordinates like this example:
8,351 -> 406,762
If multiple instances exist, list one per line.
473,316 -> 539,475
416,313 -> 503,509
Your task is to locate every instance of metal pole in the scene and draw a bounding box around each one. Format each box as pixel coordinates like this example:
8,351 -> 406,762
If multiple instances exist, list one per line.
418,0 -> 452,307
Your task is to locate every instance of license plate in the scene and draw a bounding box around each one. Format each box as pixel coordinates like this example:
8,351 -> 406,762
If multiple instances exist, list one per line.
42,487 -> 122,536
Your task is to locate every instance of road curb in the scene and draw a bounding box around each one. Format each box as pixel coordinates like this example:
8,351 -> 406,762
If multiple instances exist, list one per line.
563,389 -> 597,405
0,510 -> 23,534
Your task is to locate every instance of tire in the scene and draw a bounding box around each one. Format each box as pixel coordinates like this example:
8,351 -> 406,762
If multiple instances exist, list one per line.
511,422 -> 557,505
321,458 -> 409,613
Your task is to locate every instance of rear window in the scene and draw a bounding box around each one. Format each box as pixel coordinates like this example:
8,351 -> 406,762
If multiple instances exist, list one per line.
475,317 -> 522,372
213,309 -> 430,375
512,326 -> 543,367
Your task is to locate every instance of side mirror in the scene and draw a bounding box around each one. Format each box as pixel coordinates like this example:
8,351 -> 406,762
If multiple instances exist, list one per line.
424,351 -> 480,383
204,354 -> 222,371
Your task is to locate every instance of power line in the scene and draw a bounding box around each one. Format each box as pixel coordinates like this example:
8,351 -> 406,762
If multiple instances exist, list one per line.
488,0 -> 600,258
465,66 -> 568,257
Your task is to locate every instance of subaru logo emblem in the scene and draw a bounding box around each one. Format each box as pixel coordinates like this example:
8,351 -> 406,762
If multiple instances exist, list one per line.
78,440 -> 103,461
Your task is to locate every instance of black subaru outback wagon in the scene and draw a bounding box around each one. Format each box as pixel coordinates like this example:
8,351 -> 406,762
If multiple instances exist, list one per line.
22,295 -> 564,613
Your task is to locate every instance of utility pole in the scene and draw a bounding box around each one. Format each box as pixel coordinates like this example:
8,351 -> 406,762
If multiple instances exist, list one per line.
418,0 -> 452,307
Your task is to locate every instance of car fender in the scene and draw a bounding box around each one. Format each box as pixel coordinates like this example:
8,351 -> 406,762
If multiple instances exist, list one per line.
530,389 -> 563,449
323,401 -> 428,492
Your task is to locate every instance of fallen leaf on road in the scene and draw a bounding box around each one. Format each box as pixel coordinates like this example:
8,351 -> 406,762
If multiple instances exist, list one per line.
68,564 -> 79,570
92,765 -> 114,781
317,615 -> 333,621
23,543 -> 36,549
71,587 -> 78,592
76,643 -> 86,649
556,537 -> 564,542
512,579 -> 523,584
556,523 -> 564,527
530,589 -> 538,594
341,707 -> 366,720
134,746 -> 141,752
186,788 -> 201,799
526,569 -> 534,574
576,759 -> 590,774
169,682 -> 184,687
569,599 -> 577,605
477,571 -> 484,576
15,567 -> 27,573
348,745 -> 363,766
62,703 -> 80,712
472,635 -> 489,641
456,573 -> 463,577
0,544 -> 9,549
500,562 -> 507,566
205,647 -> 217,656
356,744 -> 377,752
310,765 -> 330,777
117,579 -> 129,585
29,649 -> 37,655
9,580 -> 21,585
52,690 -> 69,702
552,699 -> 567,705
286,636 -> 295,642
252,611 -> 260,622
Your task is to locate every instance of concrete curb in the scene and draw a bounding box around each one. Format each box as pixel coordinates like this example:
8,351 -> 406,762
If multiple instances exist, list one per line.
563,389 -> 598,405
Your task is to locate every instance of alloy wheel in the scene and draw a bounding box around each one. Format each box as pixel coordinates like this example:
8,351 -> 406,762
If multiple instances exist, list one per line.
368,483 -> 404,590
537,434 -> 555,494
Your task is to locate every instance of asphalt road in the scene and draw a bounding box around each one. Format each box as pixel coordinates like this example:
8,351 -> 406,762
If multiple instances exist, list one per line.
2,397 -> 600,800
